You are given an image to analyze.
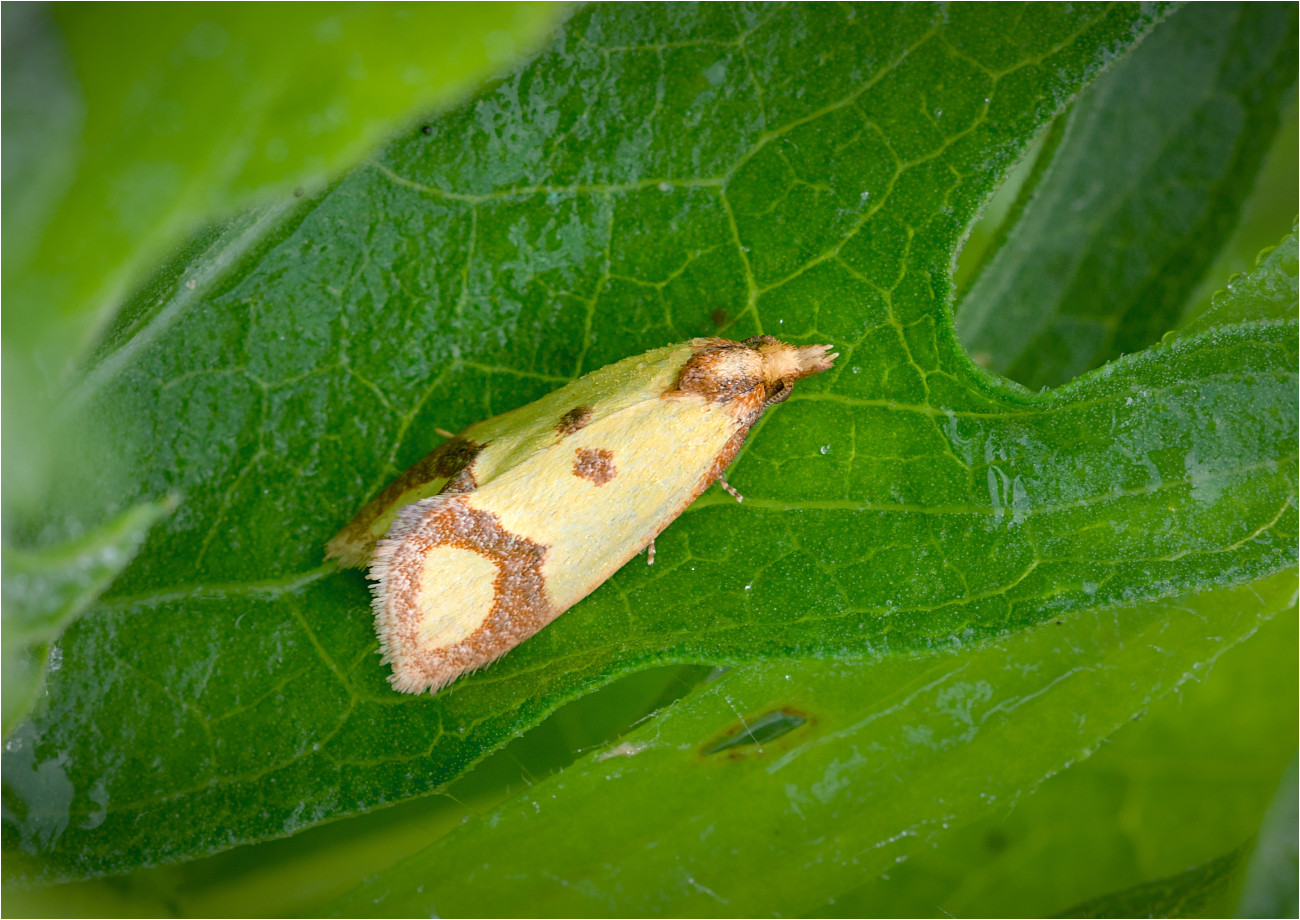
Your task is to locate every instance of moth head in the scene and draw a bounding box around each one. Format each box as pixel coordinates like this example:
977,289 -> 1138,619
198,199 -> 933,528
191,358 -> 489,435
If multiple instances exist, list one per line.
742,335 -> 838,406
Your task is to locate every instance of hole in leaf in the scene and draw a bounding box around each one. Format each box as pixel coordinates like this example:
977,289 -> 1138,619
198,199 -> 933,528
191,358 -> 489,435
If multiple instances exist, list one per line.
953,8 -> 1299,392
702,707 -> 809,756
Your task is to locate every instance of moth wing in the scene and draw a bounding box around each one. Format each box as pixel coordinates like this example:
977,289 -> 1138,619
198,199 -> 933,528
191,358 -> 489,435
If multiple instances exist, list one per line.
371,394 -> 741,694
370,492 -> 552,694
329,342 -> 699,568
464,394 -> 741,615
326,435 -> 482,567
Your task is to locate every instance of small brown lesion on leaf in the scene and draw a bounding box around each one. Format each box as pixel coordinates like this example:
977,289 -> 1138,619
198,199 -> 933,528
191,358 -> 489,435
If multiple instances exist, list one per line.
699,707 -> 812,759
573,447 -> 617,486
557,405 -> 593,436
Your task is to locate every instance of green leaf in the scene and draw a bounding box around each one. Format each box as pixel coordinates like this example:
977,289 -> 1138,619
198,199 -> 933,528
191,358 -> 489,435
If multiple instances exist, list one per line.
2,498 -> 174,736
319,571 -> 1296,917
2,2 -> 562,371
1054,845 -> 1251,918
8,590 -> 1291,916
809,579 -> 1297,917
0,2 -> 563,531
956,2 -> 1298,389
1237,758 -> 1300,918
3,2 -> 1295,903
1183,223 -> 1299,335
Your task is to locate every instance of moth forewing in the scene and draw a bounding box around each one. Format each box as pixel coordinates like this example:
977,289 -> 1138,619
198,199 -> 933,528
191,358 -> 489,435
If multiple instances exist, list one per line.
327,342 -> 696,567
331,335 -> 837,694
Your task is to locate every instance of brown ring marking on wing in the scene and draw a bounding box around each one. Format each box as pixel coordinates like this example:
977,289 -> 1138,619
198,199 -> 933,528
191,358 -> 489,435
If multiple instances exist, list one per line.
373,496 -> 554,693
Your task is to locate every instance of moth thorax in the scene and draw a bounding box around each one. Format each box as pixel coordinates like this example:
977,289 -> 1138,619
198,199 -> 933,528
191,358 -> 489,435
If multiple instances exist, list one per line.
675,336 -> 837,405
674,345 -> 765,401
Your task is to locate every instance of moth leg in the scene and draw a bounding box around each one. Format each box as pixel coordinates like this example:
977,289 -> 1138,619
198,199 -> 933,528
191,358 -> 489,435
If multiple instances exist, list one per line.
435,427 -> 457,439
646,539 -> 656,566
718,472 -> 744,503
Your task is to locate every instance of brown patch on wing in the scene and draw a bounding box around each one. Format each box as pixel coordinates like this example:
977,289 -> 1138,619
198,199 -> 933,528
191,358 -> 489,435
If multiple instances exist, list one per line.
556,405 -> 593,436
433,437 -> 484,478
671,341 -> 765,403
370,495 -> 554,694
669,336 -> 836,415
573,447 -> 617,486
326,436 -> 484,567
441,466 -> 477,495
664,337 -> 832,515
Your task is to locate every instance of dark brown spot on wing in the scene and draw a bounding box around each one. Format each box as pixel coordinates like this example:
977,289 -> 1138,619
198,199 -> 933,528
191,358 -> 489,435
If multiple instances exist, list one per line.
573,447 -> 617,486
431,437 -> 484,479
371,495 -> 555,694
374,436 -> 485,509
557,405 -> 593,436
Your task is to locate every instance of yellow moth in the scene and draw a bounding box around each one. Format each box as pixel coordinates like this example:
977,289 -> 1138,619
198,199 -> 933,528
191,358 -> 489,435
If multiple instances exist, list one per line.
328,335 -> 837,694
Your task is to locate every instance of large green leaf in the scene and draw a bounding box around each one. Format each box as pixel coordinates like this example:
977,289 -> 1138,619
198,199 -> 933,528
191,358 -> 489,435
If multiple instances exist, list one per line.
809,582 -> 1297,917
1,2 -> 561,373
1237,757 -> 1300,918
8,584 -> 1292,916
956,2 -> 1298,389
0,1 -> 563,733
1054,846 -> 1251,918
3,3 -> 1295,905
321,571 -> 1296,917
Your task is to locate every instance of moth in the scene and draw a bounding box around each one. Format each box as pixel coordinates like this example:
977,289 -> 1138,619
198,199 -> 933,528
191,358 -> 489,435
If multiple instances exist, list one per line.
328,335 -> 837,694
